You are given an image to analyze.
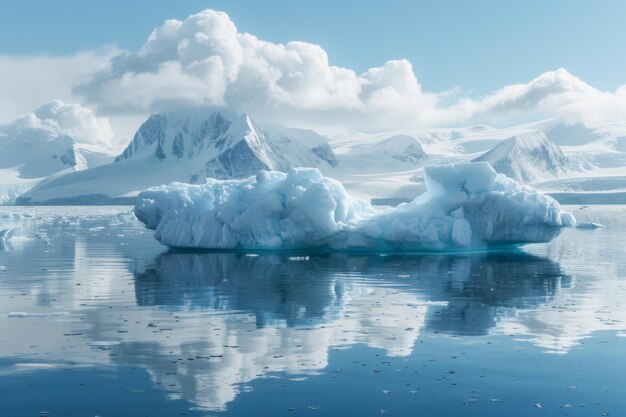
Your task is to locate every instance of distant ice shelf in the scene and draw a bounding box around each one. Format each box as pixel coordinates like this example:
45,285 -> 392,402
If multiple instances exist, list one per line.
134,162 -> 575,251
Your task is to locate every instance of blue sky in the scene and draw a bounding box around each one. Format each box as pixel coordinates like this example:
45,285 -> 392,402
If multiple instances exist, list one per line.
2,0 -> 626,95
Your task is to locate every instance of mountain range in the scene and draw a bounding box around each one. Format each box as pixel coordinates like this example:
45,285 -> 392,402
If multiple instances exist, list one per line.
4,106 -> 626,205
16,109 -> 338,205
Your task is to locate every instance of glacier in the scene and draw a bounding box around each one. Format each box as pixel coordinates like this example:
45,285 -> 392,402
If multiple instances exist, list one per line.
135,161 -> 575,251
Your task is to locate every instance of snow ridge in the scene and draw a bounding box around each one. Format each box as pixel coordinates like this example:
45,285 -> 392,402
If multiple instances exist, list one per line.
473,131 -> 577,183
373,135 -> 427,164
16,109 -> 338,205
115,108 -> 338,183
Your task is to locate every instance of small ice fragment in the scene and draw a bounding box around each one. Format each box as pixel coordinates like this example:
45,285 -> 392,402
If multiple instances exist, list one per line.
288,256 -> 309,261
88,341 -> 121,348
14,363 -> 60,369
8,312 -> 68,318
0,266 -> 6,272
576,222 -> 603,229
534,403 -> 543,408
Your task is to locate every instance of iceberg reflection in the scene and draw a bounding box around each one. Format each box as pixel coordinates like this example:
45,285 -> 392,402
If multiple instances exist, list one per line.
111,250 -> 570,410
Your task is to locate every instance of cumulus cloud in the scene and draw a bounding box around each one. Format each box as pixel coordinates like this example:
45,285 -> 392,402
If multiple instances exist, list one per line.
452,69 -> 626,127
76,9 -> 626,131
1,100 -> 114,145
76,10 -> 441,130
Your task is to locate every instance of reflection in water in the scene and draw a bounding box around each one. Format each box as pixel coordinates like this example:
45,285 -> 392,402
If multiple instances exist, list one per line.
117,250 -> 569,410
421,252 -> 572,335
4,206 -> 625,415
134,252 -> 346,327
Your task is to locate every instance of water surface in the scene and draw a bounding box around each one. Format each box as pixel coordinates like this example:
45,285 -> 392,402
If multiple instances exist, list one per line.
0,206 -> 625,416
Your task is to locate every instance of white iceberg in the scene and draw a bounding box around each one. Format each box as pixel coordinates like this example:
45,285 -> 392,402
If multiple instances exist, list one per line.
134,162 -> 575,251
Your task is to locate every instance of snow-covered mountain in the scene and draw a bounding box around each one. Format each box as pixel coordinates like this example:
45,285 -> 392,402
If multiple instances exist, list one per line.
472,131 -> 583,183
11,104 -> 626,206
17,109 -> 338,205
0,101 -> 116,204
116,109 -> 337,181
371,135 -> 427,164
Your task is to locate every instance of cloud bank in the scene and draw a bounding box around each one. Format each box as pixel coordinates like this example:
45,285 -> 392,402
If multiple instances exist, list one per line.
0,50 -> 114,121
1,100 -> 114,145
0,9 -> 623,135
73,9 -> 626,131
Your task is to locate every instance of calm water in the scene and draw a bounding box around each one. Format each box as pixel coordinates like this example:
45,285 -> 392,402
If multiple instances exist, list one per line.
0,206 -> 625,417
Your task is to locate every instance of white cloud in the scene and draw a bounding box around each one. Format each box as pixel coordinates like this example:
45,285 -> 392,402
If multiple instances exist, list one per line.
76,10 -> 440,130
0,50 -> 115,121
451,68 -> 626,127
4,9 -> 626,134
75,9 -> 626,131
1,100 -> 113,145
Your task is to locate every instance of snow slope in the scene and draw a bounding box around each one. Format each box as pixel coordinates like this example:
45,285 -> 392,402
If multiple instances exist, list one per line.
17,109 -> 338,205
115,108 -> 337,180
135,162 -> 575,251
472,131 -> 583,183
326,118 -> 626,204
0,119 -> 113,204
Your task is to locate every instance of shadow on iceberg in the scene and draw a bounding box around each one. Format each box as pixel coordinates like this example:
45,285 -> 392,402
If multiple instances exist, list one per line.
134,162 -> 576,251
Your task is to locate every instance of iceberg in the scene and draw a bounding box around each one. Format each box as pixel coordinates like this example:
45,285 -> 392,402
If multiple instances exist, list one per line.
135,162 -> 575,251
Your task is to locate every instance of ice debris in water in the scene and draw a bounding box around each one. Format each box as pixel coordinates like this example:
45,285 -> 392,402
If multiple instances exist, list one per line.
576,222 -> 603,229
8,312 -> 68,318
88,341 -> 121,348
134,162 -> 576,251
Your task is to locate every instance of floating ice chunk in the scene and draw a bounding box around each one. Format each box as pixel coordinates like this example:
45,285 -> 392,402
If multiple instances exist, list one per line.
576,222 -> 603,229
8,312 -> 68,318
88,341 -> 121,348
135,162 -> 575,251
135,169 -> 373,249
14,363 -> 62,370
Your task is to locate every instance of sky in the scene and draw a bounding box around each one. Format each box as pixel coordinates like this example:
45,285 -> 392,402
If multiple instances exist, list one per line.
2,0 -> 626,142
2,0 -> 626,93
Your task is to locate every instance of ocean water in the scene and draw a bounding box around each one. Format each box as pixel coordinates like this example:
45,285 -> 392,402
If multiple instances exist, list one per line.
0,205 -> 624,417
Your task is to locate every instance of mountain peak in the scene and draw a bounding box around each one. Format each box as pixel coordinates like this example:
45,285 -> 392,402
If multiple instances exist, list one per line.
473,131 -> 572,183
114,108 -> 338,182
